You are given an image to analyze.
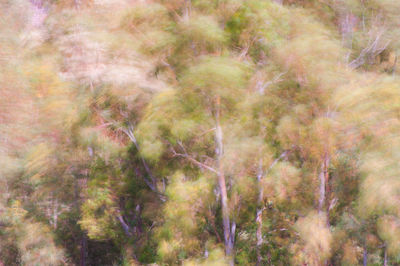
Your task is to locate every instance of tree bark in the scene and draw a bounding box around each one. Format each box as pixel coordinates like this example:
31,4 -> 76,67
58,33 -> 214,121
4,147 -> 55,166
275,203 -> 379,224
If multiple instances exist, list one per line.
384,244 -> 388,266
256,159 -> 264,266
80,234 -> 87,266
318,161 -> 326,213
52,198 -> 58,229
184,0 -> 191,21
117,214 -> 132,237
215,96 -> 234,264
318,154 -> 330,219
363,245 -> 367,266
77,149 -> 91,266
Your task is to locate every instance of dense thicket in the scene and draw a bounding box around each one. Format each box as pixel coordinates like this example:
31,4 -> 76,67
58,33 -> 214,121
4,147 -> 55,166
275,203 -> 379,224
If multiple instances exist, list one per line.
2,0 -> 400,265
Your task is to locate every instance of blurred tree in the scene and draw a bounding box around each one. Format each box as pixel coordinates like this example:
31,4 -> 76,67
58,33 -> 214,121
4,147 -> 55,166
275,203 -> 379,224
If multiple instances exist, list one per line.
2,0 -> 400,265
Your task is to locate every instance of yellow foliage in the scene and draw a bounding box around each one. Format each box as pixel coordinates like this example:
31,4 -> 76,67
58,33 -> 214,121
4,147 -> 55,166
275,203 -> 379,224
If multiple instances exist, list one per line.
183,247 -> 228,266
158,172 -> 213,261
265,162 -> 301,203
292,212 -> 332,265
342,240 -> 361,265
377,215 -> 400,255
25,143 -> 54,177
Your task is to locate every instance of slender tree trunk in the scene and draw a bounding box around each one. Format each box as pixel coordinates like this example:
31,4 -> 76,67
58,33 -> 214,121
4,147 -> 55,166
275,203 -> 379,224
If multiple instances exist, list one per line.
123,126 -> 166,201
78,148 -> 91,266
228,221 -> 236,256
255,151 -> 288,265
392,54 -> 397,76
318,162 -> 326,213
184,0 -> 191,21
318,154 -> 330,218
52,198 -> 58,229
340,12 -> 356,62
73,174 -> 87,266
363,244 -> 368,266
256,159 -> 264,266
384,244 -> 388,266
215,96 -> 233,264
80,235 -> 87,266
75,176 -> 88,266
117,214 -> 132,236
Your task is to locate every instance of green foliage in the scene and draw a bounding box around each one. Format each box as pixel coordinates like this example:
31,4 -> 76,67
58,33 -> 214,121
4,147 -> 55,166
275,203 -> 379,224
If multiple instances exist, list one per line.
180,56 -> 250,102
178,14 -> 227,48
157,172 -> 213,263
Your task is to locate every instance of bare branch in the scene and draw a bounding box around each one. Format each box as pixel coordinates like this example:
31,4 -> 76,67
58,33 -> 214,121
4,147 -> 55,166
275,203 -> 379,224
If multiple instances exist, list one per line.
170,146 -> 219,174
120,124 -> 166,202
266,150 -> 290,174
258,72 -> 287,94
196,127 -> 216,139
267,228 -> 288,234
349,29 -> 390,69
116,210 -> 132,237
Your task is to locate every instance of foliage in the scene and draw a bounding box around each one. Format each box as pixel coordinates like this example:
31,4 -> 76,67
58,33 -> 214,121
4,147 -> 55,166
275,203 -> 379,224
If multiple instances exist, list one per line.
2,0 -> 400,265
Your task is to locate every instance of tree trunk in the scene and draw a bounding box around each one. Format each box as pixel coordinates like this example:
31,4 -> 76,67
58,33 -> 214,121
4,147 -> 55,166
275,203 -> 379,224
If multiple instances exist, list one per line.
73,174 -> 87,266
339,12 -> 356,62
52,198 -> 58,229
318,154 -> 330,218
184,0 -> 191,21
123,126 -> 166,202
256,159 -> 264,266
384,244 -> 388,266
78,149 -> 91,266
318,162 -> 326,213
80,235 -> 87,266
363,244 -> 367,266
117,214 -> 132,237
215,96 -> 233,264
255,151 -> 288,265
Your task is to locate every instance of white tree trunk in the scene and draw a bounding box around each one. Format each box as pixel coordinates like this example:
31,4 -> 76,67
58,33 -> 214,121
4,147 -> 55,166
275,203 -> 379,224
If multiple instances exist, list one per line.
256,159 -> 264,266
215,96 -> 234,264
318,154 -> 330,215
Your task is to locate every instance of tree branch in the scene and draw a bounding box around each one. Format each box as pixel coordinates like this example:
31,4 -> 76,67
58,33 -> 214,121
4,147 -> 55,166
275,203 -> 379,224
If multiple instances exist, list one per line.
349,30 -> 390,69
170,145 -> 219,174
120,124 -> 166,202
266,150 -> 290,174
258,72 -> 286,94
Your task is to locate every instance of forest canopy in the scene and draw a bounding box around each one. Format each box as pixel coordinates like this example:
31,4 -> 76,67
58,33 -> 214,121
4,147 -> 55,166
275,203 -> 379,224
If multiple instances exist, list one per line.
1,0 -> 400,265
